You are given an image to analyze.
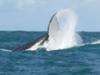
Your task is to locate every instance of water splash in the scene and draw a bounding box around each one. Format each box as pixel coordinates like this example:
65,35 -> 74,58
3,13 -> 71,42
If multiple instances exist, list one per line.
42,9 -> 82,51
91,40 -> 100,44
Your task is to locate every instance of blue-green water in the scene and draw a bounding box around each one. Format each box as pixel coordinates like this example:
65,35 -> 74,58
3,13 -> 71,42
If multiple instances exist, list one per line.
0,31 -> 100,75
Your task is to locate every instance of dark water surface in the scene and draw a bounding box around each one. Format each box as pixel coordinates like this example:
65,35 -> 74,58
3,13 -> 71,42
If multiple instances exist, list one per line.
0,31 -> 100,75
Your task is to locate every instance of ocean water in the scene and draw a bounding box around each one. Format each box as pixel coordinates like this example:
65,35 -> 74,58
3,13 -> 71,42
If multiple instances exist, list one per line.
0,31 -> 100,75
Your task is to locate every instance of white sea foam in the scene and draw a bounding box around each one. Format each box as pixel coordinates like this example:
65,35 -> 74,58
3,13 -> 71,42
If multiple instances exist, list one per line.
91,40 -> 100,45
0,49 -> 12,52
75,39 -> 100,48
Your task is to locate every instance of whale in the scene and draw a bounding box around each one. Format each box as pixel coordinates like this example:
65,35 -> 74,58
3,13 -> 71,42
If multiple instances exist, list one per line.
15,9 -> 82,51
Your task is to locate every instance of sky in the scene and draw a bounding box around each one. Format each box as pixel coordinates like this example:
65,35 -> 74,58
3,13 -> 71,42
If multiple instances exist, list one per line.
0,0 -> 100,31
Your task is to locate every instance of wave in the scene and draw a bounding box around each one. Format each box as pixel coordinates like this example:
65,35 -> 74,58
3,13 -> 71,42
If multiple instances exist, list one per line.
91,40 -> 100,45
74,39 -> 100,49
0,49 -> 12,52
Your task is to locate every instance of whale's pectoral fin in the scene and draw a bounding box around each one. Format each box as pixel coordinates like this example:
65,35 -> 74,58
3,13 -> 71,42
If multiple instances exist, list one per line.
48,13 -> 59,38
